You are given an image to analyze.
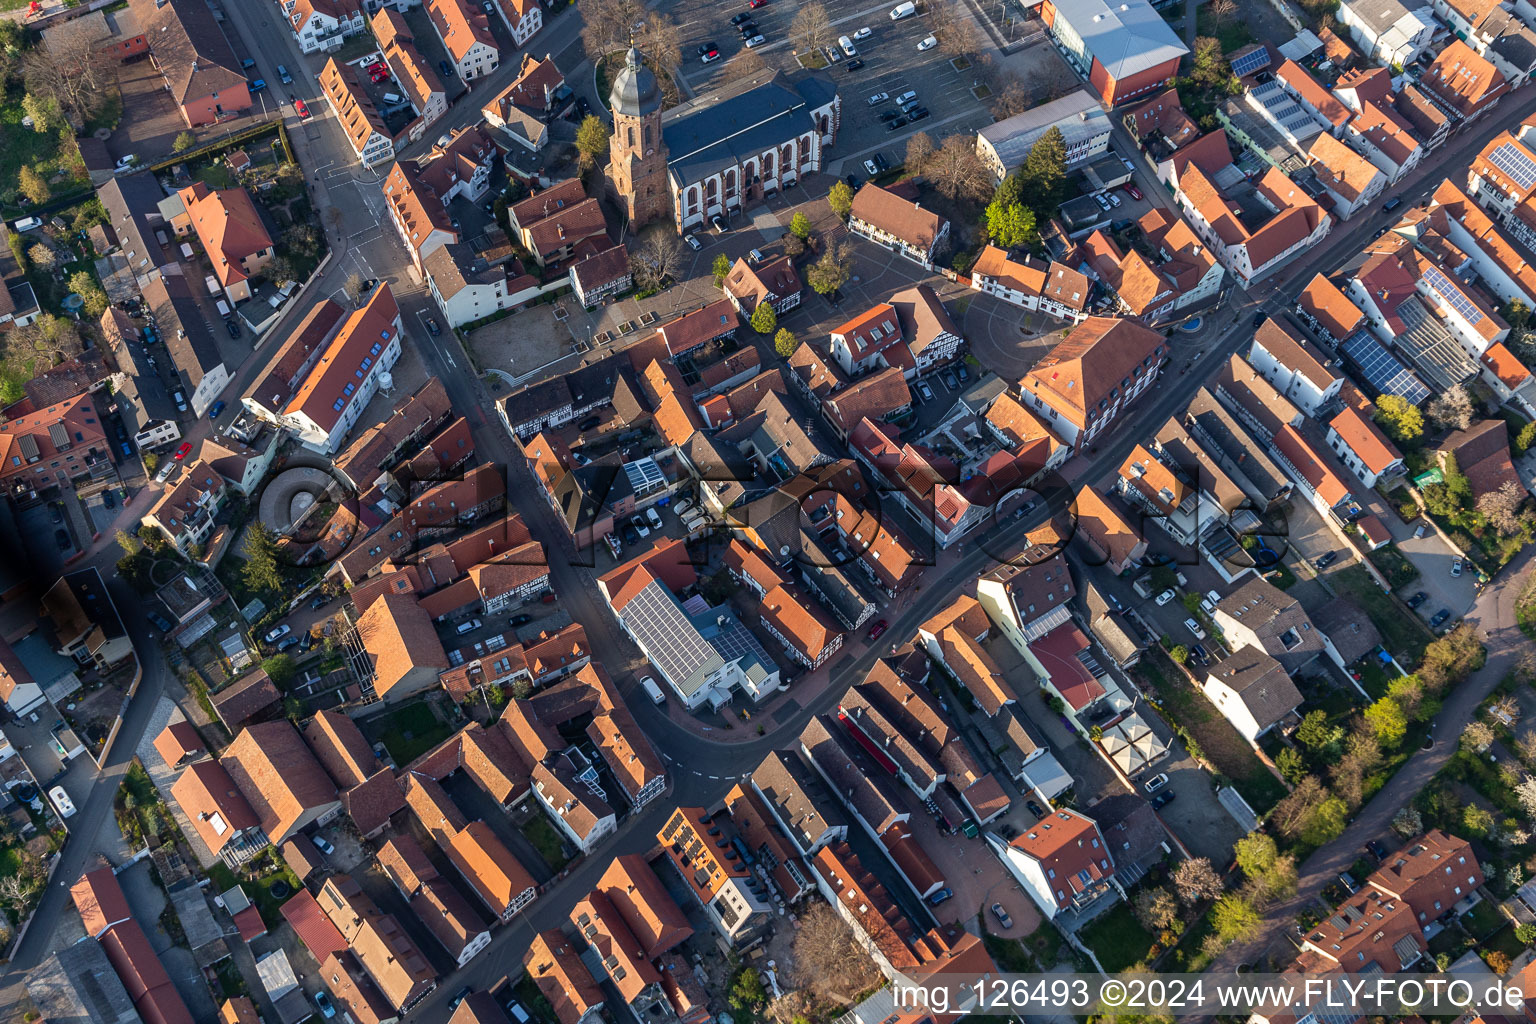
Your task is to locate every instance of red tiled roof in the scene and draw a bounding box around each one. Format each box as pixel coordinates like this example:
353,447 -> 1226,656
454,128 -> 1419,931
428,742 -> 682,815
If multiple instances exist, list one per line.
1006,809 -> 1113,909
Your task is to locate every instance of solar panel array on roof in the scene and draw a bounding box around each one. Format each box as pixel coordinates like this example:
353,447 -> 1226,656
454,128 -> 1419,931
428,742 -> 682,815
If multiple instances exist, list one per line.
1420,265 -> 1483,325
621,581 -> 722,694
1231,47 -> 1272,77
1340,330 -> 1431,405
1489,141 -> 1536,191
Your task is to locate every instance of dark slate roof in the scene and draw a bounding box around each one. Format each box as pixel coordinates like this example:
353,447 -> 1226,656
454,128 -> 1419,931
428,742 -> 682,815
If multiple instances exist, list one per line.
99,171 -> 172,272
551,462 -> 633,532
143,274 -> 223,390
1086,793 -> 1170,875
662,75 -> 835,187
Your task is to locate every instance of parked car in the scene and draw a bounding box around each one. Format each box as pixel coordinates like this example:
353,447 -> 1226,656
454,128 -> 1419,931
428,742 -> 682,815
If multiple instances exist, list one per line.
174,441 -> 193,461
684,233 -> 702,250
314,991 -> 337,1019
1314,550 -> 1339,569
867,619 -> 889,641
622,523 -> 639,545
1429,608 -> 1451,628
448,988 -> 473,1012
645,507 -> 663,530
1106,191 -> 1122,207
1451,557 -> 1463,577
989,903 -> 1012,929
700,47 -> 720,63
223,316 -> 240,338
209,400 -> 226,419
1405,591 -> 1428,609
1143,773 -> 1169,793
744,33 -> 765,46
54,528 -> 70,551
265,624 -> 291,643
1189,643 -> 1207,664
1337,872 -> 1360,894
917,34 -> 937,49
276,636 -> 299,651
1155,589 -> 1175,606
845,58 -> 864,70
853,26 -> 873,38
864,158 -> 881,175
294,98 -> 310,119
886,116 -> 907,131
1414,522 -> 1428,538
955,364 -> 969,382
1150,790 -> 1176,809
312,834 -> 335,855
941,370 -> 958,389
510,614 -> 535,628
1184,617 -> 1206,639
867,91 -> 889,105
632,515 -> 650,538
148,612 -> 175,632
49,786 -> 75,819
277,64 -> 292,83
1123,183 -> 1143,200
916,381 -> 934,401
731,11 -> 752,23
907,106 -> 929,121
1025,799 -> 1045,817
425,317 -> 441,336
737,21 -> 758,34
927,887 -> 954,906
879,109 -> 900,122
103,490 -> 116,510
1364,839 -> 1390,861
578,415 -> 601,431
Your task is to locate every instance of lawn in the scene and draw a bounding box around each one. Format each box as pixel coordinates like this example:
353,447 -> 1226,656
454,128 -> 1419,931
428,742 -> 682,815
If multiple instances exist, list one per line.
369,700 -> 453,764
207,856 -> 301,929
1079,901 -> 1156,972
1460,899 -> 1505,939
1137,654 -> 1288,813
523,813 -> 571,871
0,84 -> 91,210
1330,565 -> 1432,665
1196,7 -> 1256,52
1366,544 -> 1419,589
983,928 -> 1036,972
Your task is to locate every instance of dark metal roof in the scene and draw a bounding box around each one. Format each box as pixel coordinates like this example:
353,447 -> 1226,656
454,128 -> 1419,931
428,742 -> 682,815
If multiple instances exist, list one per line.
662,76 -> 835,187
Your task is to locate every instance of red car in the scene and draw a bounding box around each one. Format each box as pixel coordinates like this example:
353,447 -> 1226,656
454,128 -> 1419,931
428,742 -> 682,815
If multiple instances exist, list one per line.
364,62 -> 385,74
748,0 -> 766,8
174,442 -> 193,461
1123,183 -> 1143,200
867,619 -> 888,641
294,98 -> 310,119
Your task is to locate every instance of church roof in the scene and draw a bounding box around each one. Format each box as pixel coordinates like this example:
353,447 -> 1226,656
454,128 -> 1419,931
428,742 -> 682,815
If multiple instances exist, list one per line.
662,73 -> 837,187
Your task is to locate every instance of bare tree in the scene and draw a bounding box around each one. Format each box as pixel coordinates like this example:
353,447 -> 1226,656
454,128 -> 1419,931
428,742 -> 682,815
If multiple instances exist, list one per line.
924,135 -> 994,202
629,228 -> 684,291
1270,775 -> 1327,838
24,17 -> 116,127
1478,480 -> 1527,536
790,2 -> 835,57
637,14 -> 683,78
0,872 -> 34,909
936,1 -> 984,58
1491,694 -> 1522,727
734,45 -> 770,76
1171,857 -> 1224,905
1427,384 -> 1475,431
790,902 -> 881,999
1209,0 -> 1238,25
1392,805 -> 1423,838
905,131 -> 936,174
581,0 -> 648,58
990,72 -> 1033,119
1133,887 -> 1180,932
27,243 -> 56,271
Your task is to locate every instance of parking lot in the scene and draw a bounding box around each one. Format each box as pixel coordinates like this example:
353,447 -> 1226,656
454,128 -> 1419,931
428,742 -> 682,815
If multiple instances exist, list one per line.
672,0 -> 996,172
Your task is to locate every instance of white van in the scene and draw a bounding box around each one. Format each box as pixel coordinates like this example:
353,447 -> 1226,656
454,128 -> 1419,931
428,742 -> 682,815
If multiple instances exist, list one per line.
890,2 -> 916,18
839,35 -> 857,56
640,675 -> 666,705
11,216 -> 41,232
215,298 -> 231,318
383,92 -> 402,104
455,618 -> 482,635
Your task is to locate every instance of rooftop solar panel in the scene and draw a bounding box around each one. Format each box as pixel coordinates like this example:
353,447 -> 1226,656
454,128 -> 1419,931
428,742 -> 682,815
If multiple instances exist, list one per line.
1340,331 -> 1431,405
1420,264 -> 1483,325
1231,47 -> 1272,77
621,581 -> 721,693
1489,142 -> 1536,192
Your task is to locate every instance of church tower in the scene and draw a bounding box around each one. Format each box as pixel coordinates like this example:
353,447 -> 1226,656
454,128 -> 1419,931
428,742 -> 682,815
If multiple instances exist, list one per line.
606,47 -> 671,228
